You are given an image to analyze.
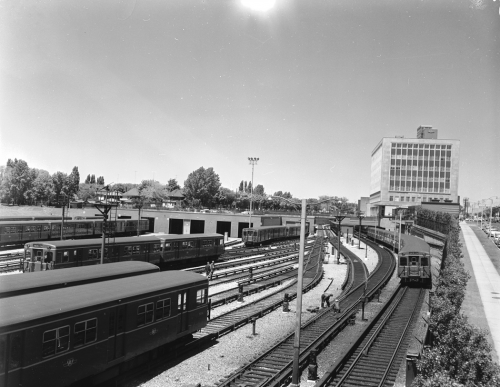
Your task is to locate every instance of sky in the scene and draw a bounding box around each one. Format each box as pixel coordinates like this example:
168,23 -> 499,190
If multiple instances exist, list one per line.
1,0 -> 499,205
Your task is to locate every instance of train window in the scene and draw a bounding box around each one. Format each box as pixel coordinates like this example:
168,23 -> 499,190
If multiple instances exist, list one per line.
156,298 -> 171,320
181,242 -> 188,249
153,244 -> 161,253
219,239 -> 223,245
399,257 -> 408,266
63,252 -> 69,263
74,318 -> 97,347
410,256 -> 418,265
0,336 -> 5,373
123,246 -> 132,255
188,241 -> 196,248
42,326 -> 70,357
9,332 -> 23,370
421,257 -> 429,266
164,243 -> 171,251
196,289 -> 207,306
132,246 -> 141,254
89,249 -> 99,260
137,303 -> 154,326
24,248 -> 31,259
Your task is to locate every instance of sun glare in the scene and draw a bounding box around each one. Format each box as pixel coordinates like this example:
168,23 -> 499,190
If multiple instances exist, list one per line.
241,0 -> 276,12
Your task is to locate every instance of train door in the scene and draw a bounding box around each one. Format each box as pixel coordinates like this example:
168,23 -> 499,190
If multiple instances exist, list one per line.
0,331 -> 23,387
107,305 -> 126,362
409,255 -> 419,277
177,291 -> 188,333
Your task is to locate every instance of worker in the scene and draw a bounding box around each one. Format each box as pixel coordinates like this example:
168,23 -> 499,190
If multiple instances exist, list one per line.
321,292 -> 333,308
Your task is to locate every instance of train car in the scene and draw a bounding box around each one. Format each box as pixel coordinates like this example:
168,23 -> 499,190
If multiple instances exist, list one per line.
366,227 -> 431,287
0,219 -> 149,247
22,233 -> 224,272
0,262 -> 159,298
242,223 -> 310,246
0,271 -> 208,387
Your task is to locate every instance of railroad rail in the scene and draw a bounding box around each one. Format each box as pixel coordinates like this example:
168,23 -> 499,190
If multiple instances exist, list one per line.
317,286 -> 425,387
194,237 -> 325,340
214,232 -> 396,387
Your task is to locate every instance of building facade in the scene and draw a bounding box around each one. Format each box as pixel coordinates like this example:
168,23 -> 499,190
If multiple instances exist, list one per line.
368,126 -> 460,217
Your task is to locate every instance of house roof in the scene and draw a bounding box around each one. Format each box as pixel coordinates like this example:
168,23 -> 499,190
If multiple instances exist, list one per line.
122,187 -> 141,197
167,189 -> 184,198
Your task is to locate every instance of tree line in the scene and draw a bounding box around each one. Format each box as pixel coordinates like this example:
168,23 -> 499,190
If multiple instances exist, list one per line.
0,160 -> 358,213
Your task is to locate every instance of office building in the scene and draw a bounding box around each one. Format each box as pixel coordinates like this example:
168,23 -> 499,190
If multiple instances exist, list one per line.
368,126 -> 460,217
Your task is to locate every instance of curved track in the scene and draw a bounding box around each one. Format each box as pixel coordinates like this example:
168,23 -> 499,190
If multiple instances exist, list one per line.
318,286 -> 425,387
215,232 -> 396,387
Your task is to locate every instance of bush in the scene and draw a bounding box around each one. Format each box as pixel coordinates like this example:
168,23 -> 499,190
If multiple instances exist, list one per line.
413,211 -> 500,387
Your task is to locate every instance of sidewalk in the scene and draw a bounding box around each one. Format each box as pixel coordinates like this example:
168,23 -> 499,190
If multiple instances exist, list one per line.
460,222 -> 500,363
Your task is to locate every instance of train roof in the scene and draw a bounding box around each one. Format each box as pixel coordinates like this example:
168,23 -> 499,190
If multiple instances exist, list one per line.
399,234 -> 430,255
24,233 -> 223,248
0,219 -> 101,226
244,225 -> 288,231
369,227 -> 430,254
0,271 -> 206,329
0,262 -> 159,298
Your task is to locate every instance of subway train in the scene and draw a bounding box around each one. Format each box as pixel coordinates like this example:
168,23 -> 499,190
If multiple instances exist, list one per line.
242,223 -> 310,247
22,233 -> 225,272
0,271 -> 208,387
0,219 -> 150,246
366,227 -> 432,287
0,261 -> 159,298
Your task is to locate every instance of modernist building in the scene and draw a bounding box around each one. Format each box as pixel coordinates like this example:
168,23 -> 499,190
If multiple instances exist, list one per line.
368,126 -> 460,217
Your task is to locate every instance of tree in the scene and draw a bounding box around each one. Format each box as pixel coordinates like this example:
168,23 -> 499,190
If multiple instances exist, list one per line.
52,171 -> 70,204
183,167 -> 221,207
139,180 -> 165,204
239,181 -> 244,192
166,178 -> 181,191
244,181 -> 248,193
96,176 -> 104,185
85,174 -> 91,184
28,169 -> 53,205
247,181 -> 253,193
90,174 -> 96,184
254,184 -> 265,196
68,166 -> 80,197
1,159 -> 33,205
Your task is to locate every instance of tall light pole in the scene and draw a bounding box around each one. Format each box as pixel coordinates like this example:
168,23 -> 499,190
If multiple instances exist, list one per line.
248,157 -> 259,228
268,195 -> 332,386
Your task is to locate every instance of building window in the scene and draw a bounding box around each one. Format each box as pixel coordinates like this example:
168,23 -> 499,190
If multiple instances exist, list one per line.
156,298 -> 171,320
137,303 -> 154,326
42,326 -> 70,357
389,196 -> 394,201
74,318 -> 97,348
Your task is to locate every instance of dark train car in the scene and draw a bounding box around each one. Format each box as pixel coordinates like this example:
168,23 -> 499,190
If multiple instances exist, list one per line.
0,262 -> 159,298
366,227 -> 431,287
0,219 -> 149,247
0,216 -> 72,222
23,233 -> 224,272
242,223 -> 310,246
0,271 -> 208,387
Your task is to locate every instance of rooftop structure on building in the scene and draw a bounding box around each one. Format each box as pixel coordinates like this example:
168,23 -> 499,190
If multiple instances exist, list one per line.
368,125 -> 460,218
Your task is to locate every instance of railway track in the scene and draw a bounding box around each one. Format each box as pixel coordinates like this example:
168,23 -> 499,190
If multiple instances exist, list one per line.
317,286 -> 425,387
214,232 -> 396,387
107,236 -> 326,387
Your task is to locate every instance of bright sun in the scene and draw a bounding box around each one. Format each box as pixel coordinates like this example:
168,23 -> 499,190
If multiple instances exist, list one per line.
241,0 -> 276,12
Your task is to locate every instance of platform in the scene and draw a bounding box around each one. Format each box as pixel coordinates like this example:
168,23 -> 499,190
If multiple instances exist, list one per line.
460,222 -> 500,364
